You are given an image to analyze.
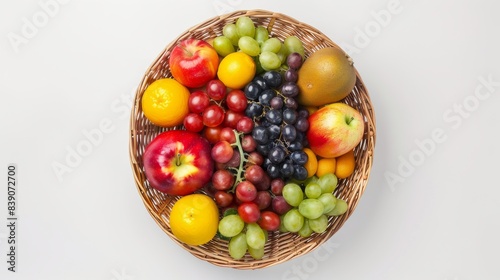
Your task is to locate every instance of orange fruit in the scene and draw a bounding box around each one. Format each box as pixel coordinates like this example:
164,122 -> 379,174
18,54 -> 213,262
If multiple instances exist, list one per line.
316,158 -> 336,178
141,78 -> 190,127
302,148 -> 318,178
169,194 -> 219,246
217,52 -> 256,89
335,150 -> 355,179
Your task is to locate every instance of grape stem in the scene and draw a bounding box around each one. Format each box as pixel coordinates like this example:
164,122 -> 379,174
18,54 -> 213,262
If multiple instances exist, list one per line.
230,129 -> 246,193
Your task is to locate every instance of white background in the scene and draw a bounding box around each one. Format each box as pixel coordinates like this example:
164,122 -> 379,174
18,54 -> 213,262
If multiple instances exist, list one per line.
1,0 -> 499,279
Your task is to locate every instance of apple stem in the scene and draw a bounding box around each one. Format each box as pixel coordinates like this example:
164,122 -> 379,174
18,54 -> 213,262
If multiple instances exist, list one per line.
346,116 -> 354,125
230,129 -> 246,193
175,153 -> 182,166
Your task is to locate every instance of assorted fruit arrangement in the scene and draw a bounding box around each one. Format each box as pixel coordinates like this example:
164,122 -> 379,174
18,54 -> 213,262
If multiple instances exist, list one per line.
140,16 -> 364,260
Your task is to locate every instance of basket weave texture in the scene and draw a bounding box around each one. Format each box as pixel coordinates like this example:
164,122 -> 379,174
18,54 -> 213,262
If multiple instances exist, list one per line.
129,9 -> 376,270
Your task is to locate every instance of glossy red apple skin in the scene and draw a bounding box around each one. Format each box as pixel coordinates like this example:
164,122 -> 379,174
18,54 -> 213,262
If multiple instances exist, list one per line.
306,103 -> 364,158
142,130 -> 214,196
169,38 -> 219,88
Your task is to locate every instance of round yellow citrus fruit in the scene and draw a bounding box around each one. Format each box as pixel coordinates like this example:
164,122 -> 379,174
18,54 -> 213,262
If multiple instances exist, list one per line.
217,52 -> 256,89
169,194 -> 219,246
316,158 -> 336,178
303,148 -> 318,178
141,78 -> 190,127
335,150 -> 356,179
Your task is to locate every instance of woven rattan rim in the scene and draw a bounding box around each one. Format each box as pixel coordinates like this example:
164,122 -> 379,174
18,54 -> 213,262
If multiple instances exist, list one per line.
129,9 -> 376,270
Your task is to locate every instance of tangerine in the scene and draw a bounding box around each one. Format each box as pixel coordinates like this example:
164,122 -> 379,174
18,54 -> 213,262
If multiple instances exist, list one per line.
302,148 -> 318,178
141,78 -> 190,127
335,150 -> 356,179
316,158 -> 336,178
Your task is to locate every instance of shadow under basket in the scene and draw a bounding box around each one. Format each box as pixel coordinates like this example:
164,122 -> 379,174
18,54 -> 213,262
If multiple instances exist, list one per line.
129,9 -> 376,270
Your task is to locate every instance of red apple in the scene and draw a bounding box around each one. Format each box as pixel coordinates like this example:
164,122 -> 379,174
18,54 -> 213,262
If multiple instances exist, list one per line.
142,130 -> 214,196
169,39 -> 219,88
307,102 -> 364,158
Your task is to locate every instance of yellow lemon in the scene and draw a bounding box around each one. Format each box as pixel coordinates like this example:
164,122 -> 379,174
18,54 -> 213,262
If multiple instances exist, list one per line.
141,78 -> 190,127
217,52 -> 256,89
169,194 -> 219,246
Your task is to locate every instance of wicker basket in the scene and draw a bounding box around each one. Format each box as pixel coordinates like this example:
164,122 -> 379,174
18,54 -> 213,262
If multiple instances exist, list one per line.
129,9 -> 376,270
